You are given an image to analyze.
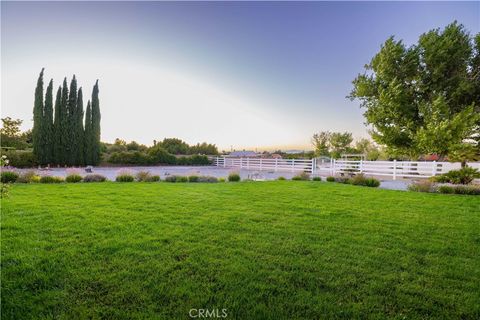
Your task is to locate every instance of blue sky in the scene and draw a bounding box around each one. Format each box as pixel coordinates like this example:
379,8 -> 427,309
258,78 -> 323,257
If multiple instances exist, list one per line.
2,1 -> 479,150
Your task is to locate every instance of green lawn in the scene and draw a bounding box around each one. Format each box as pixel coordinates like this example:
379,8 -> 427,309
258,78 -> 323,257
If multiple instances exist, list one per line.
1,181 -> 479,319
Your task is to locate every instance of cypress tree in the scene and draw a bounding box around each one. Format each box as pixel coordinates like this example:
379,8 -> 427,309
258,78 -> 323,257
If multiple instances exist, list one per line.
67,76 -> 77,166
84,100 -> 92,165
60,78 -> 69,165
43,79 -> 54,164
75,88 -> 85,166
53,86 -> 63,165
32,68 -> 44,163
91,80 -> 101,165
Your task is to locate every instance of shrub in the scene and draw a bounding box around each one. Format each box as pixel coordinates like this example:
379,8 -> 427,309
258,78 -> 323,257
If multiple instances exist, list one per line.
228,173 -> 241,182
176,155 -> 211,166
116,174 -> 134,182
176,176 -> 188,183
149,175 -> 160,182
335,176 -> 351,184
292,172 -> 310,181
438,185 -> 455,194
197,176 -> 218,183
326,176 -> 335,182
83,174 -> 107,182
312,177 -> 322,181
408,180 -> 434,193
108,151 -> 152,165
164,175 -> 177,182
17,170 -> 40,183
147,146 -> 177,165
218,177 -> 225,182
450,185 -> 480,195
435,167 -> 480,185
1,171 -> 19,183
3,150 -> 37,168
136,171 -> 152,182
188,175 -> 199,182
277,176 -> 286,181
364,178 -> 380,188
39,176 -> 64,183
66,174 -> 83,183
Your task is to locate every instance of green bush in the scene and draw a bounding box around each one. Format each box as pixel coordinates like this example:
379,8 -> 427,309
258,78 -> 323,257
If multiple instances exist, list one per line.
83,174 -> 107,182
335,176 -> 351,184
136,171 -> 152,182
218,178 -> 225,182
16,170 -> 40,183
1,171 -> 19,183
188,175 -> 199,182
277,176 -> 286,181
147,146 -> 177,165
228,173 -> 241,182
450,185 -> 480,195
116,174 -> 134,182
408,180 -> 434,193
3,151 -> 37,168
176,155 -> 211,166
326,176 -> 335,182
435,167 -> 480,185
198,176 -> 218,183
164,175 -> 177,182
292,172 -> 310,181
108,151 -> 152,165
66,174 -> 83,183
39,176 -> 64,183
438,185 -> 455,194
176,176 -> 188,183
364,178 -> 380,187
149,175 -> 160,182
312,177 -> 322,181
349,174 -> 380,187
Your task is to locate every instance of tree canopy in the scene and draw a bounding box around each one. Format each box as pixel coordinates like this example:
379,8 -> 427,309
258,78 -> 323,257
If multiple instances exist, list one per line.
349,22 -> 480,160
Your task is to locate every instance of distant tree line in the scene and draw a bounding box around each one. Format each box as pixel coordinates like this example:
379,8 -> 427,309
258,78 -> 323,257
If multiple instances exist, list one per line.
32,69 -> 101,166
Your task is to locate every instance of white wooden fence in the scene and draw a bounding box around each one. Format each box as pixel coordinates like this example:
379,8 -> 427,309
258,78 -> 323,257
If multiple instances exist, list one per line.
213,157 -> 480,180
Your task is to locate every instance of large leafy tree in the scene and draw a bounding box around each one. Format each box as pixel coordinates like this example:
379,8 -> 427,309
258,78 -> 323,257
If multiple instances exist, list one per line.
32,68 -> 44,161
311,131 -> 331,157
350,22 -> 480,160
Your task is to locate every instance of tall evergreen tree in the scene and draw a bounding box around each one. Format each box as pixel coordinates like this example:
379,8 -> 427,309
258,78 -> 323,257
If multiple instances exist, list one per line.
53,86 -> 63,164
84,100 -> 92,165
67,76 -> 77,165
32,68 -> 44,162
60,78 -> 69,165
91,80 -> 101,165
43,79 -> 54,164
75,88 -> 85,166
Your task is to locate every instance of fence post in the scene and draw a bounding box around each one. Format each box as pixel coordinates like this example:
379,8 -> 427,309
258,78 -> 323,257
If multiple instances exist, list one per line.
393,159 -> 397,180
223,157 -> 226,168
292,159 -> 295,172
332,159 -> 336,175
431,160 -> 437,177
275,158 -> 278,171
247,157 -> 250,169
359,159 -> 363,173
260,158 -> 263,171
311,158 -> 315,174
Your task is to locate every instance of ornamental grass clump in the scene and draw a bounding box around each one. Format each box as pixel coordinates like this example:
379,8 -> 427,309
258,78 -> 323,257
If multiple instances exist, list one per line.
39,176 -> 64,183
408,180 -> 434,193
1,171 -> 19,183
135,171 -> 152,182
292,172 -> 310,181
66,174 -> 83,183
116,169 -> 134,182
228,173 -> 241,182
16,170 -> 40,183
83,174 -> 107,183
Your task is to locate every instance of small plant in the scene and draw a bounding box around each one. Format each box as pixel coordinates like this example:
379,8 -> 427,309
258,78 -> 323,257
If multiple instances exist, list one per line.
188,175 -> 199,182
66,174 -> 83,183
435,167 -> 480,185
83,174 -> 107,182
136,171 -> 152,182
292,172 -> 310,181
218,177 -> 225,182
176,176 -> 188,183
228,173 -> 241,182
1,171 -> 19,183
312,177 -> 322,181
408,180 -> 434,193
149,175 -> 160,182
197,176 -> 218,183
165,175 -> 177,182
326,176 -> 335,182
438,185 -> 455,194
335,176 -> 351,184
39,176 -> 64,183
116,174 -> 134,182
364,178 -> 380,188
450,185 -> 480,195
17,170 -> 40,183
277,176 -> 286,181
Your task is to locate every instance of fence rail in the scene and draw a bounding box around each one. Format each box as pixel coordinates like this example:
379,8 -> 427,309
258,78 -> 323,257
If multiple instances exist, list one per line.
213,157 -> 479,180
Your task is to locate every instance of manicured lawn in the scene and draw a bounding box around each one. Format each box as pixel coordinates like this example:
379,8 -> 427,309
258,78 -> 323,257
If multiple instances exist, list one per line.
1,181 -> 479,319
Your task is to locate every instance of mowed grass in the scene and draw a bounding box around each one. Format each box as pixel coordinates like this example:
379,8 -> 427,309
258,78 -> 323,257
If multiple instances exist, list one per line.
1,182 -> 479,319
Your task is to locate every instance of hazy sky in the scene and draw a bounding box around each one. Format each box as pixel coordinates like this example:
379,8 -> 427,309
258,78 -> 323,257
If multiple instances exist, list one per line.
2,1 -> 479,150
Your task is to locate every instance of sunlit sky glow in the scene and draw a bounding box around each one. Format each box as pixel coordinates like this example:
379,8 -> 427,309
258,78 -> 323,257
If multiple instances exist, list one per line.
2,1 -> 479,151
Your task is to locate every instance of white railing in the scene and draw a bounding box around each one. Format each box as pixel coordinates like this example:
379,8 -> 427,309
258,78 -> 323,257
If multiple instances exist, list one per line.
213,157 -> 480,180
